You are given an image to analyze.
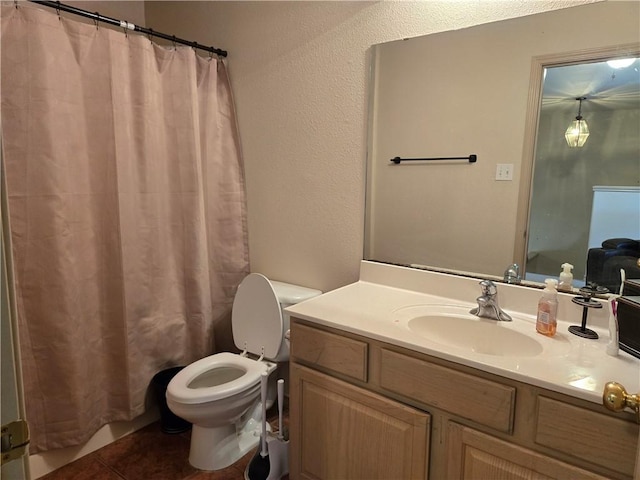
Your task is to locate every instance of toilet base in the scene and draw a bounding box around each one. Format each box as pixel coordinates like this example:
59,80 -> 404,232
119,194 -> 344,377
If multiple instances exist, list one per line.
189,418 -> 270,471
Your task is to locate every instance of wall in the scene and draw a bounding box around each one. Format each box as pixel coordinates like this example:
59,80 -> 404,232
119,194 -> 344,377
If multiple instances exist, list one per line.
64,1 -> 145,25
144,0 -> 599,293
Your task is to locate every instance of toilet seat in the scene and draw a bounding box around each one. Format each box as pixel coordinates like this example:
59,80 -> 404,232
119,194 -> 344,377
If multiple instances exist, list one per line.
167,352 -> 273,404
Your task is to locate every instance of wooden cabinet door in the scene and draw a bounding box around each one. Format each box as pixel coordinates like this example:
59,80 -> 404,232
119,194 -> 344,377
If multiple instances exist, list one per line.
290,363 -> 430,480
446,422 -> 612,480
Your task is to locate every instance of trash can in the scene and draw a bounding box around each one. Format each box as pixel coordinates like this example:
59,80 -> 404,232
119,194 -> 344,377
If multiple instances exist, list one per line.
151,367 -> 191,434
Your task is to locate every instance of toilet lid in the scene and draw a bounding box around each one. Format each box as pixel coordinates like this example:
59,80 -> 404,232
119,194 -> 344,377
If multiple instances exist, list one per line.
232,273 -> 283,358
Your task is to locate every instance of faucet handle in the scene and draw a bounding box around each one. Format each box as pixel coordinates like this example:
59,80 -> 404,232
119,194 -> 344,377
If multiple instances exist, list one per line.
479,280 -> 497,296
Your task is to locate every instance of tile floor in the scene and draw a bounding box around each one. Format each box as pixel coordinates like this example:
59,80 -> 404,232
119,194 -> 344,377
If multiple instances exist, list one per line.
39,408 -> 289,480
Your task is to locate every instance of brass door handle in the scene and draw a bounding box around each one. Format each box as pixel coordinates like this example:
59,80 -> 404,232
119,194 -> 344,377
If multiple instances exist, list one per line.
602,381 -> 640,423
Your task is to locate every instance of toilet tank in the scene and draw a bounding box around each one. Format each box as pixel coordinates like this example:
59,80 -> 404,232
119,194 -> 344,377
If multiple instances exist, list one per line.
271,280 -> 322,361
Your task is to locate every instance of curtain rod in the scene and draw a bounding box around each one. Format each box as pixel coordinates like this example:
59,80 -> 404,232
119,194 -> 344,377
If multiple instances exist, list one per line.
28,0 -> 227,57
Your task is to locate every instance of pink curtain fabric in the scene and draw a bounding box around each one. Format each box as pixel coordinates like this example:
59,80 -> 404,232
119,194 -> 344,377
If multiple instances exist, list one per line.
1,4 -> 249,453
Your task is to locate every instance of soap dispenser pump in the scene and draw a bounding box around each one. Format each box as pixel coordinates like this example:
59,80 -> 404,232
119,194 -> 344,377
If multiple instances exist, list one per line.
558,263 -> 574,292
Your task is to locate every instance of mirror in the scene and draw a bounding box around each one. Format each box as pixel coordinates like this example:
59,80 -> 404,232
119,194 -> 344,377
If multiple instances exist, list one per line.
524,58 -> 640,290
364,1 -> 640,293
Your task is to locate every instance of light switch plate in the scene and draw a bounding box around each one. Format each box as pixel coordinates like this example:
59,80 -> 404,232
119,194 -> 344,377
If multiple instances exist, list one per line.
496,164 -> 513,181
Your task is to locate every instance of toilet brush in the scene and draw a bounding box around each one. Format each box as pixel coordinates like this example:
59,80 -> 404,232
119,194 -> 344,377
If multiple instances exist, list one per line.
265,379 -> 289,480
246,372 -> 270,480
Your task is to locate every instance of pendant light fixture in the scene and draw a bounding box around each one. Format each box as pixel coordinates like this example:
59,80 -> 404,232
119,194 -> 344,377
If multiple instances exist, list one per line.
565,96 -> 589,148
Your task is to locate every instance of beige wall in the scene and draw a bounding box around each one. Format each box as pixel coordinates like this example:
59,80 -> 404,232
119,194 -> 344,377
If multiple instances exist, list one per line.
144,0 -> 601,293
64,1 -> 145,25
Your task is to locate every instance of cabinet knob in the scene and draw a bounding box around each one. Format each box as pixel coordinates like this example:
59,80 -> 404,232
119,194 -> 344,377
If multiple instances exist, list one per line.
602,381 -> 640,423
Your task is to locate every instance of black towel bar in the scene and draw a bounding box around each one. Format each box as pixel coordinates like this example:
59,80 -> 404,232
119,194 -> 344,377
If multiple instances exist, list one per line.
390,154 -> 477,164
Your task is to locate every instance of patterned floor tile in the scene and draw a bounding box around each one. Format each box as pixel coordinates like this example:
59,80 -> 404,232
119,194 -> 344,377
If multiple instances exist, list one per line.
39,408 -> 288,480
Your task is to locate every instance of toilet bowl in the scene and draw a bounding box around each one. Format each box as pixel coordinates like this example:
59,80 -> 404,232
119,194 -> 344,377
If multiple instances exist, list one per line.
166,273 -> 321,471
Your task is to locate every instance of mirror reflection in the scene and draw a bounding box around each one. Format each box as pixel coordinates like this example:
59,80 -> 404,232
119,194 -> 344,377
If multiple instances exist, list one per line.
525,59 -> 640,292
364,2 -> 640,293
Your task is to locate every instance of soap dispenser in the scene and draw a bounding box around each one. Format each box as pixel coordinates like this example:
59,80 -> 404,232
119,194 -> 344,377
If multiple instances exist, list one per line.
536,279 -> 558,337
558,263 -> 574,292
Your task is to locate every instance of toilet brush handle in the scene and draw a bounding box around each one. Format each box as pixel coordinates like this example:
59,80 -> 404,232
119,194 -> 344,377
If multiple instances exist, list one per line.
277,379 -> 284,440
260,372 -> 268,457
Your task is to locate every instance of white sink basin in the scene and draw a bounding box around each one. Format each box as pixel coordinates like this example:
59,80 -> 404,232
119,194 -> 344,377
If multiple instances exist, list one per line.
393,305 -> 569,358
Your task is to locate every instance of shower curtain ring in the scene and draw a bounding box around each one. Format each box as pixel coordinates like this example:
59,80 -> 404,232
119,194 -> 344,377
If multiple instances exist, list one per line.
147,28 -> 153,43
14,0 -> 18,9
94,12 -> 100,30
172,36 -> 177,50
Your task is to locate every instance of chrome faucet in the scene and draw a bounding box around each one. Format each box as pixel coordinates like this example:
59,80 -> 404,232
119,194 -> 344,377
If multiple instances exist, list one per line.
470,280 -> 512,322
503,263 -> 521,284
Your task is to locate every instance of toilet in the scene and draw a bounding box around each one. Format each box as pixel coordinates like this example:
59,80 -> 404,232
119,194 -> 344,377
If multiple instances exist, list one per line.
166,273 -> 321,471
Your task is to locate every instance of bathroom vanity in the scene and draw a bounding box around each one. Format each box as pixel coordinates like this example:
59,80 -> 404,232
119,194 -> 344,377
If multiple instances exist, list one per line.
286,262 -> 640,480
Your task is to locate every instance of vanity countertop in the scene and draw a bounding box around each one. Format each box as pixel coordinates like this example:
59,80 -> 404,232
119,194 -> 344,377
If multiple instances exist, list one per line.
286,262 -> 640,405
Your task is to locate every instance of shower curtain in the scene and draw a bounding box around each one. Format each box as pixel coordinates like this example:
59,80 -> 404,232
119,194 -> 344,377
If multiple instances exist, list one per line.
1,4 -> 249,453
